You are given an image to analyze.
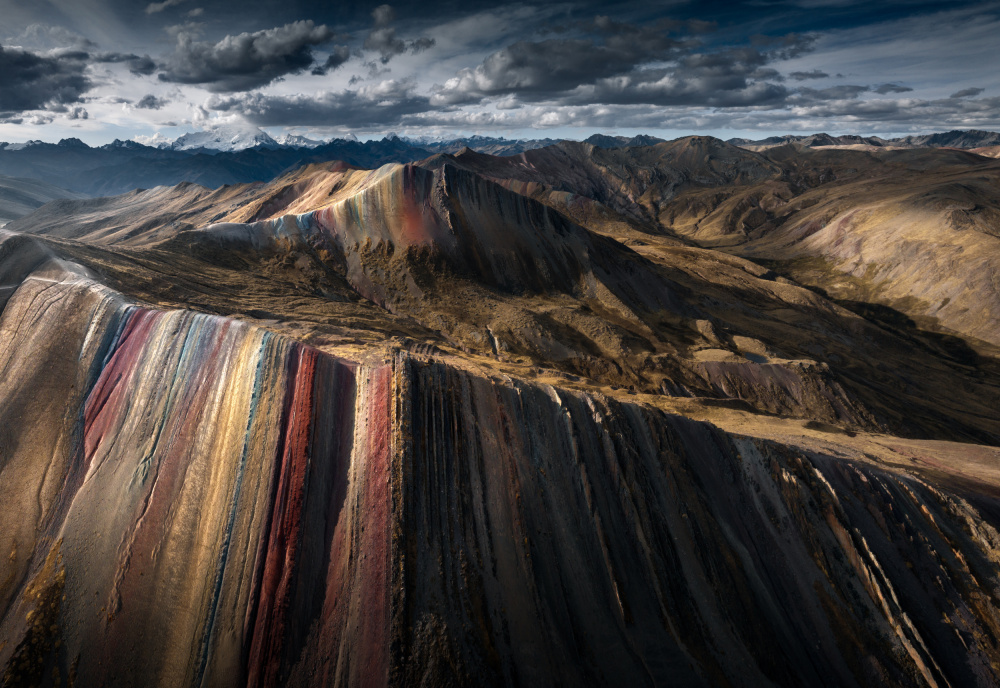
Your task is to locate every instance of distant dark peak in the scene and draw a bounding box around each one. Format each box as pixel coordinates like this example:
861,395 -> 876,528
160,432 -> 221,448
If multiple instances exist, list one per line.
57,137 -> 90,148
629,134 -> 666,146
807,133 -> 838,145
584,134 -> 627,148
384,132 -> 400,142
584,133 -> 667,149
681,135 -> 729,148
763,135 -> 801,145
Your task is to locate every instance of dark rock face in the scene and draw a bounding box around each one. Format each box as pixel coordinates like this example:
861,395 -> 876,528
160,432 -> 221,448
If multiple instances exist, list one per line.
395,360 -> 1000,687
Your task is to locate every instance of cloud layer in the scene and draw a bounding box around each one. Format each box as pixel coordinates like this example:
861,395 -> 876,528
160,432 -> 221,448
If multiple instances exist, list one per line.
157,20 -> 335,91
0,1 -> 997,139
363,4 -> 435,63
0,45 -> 90,118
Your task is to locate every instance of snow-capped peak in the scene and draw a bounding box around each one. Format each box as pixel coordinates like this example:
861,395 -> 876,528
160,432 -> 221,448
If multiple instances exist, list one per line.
5,140 -> 45,151
167,122 -> 280,152
275,133 -> 326,149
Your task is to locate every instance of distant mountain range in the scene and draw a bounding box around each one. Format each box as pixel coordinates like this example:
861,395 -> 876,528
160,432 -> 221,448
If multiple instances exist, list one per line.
126,122 -> 661,156
0,126 -> 997,200
0,128 -> 668,198
0,135 -> 433,198
728,129 -> 1000,150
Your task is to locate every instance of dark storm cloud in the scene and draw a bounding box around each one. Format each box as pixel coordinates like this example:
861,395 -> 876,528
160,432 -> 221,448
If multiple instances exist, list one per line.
363,4 -> 435,64
93,52 -> 157,75
431,19 -> 690,105
2,0 -> 995,137
795,84 -> 870,100
874,83 -> 913,94
559,49 -> 791,108
311,45 -> 351,75
0,44 -> 90,116
951,87 -> 984,98
372,4 -> 395,26
432,22 -> 814,109
136,94 -> 168,109
409,36 -> 435,52
788,69 -> 829,80
750,32 -> 818,60
205,80 -> 431,127
157,20 -> 335,91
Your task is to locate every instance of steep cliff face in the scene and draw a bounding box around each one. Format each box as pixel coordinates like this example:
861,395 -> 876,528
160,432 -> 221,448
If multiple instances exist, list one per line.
0,258 -> 390,687
423,142 -> 1000,352
3,254 -> 1000,687
179,161 -> 679,317
395,360 -> 1000,688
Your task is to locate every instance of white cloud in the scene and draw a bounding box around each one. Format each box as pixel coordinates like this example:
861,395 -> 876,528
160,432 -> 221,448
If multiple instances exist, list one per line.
146,0 -> 186,15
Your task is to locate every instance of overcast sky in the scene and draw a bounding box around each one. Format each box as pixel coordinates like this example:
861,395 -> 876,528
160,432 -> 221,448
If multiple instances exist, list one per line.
1,0 -> 998,144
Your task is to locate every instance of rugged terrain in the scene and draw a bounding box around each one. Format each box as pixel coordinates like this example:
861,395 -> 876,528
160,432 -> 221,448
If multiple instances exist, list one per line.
2,136 -> 1000,687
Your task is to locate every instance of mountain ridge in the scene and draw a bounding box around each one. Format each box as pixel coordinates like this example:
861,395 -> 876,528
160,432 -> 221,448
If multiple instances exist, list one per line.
4,132 -> 1000,685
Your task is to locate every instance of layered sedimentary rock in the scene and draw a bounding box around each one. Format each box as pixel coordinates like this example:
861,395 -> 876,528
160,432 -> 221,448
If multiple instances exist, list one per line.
4,140 -> 1000,687
3,248 -> 1000,687
0,256 -> 384,687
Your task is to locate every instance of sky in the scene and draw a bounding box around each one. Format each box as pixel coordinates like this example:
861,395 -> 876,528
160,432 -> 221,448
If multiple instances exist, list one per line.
1,0 -> 999,144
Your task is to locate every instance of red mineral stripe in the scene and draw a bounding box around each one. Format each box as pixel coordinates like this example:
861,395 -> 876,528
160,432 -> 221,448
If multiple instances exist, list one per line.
94,316 -> 236,682
83,309 -> 161,465
357,365 -> 392,688
246,344 -> 317,688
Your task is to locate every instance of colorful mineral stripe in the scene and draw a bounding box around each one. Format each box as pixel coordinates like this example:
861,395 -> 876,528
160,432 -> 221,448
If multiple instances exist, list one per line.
4,260 -> 1000,686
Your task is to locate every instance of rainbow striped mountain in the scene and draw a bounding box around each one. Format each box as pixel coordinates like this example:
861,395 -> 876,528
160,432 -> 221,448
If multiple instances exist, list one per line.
3,135 -> 1000,686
